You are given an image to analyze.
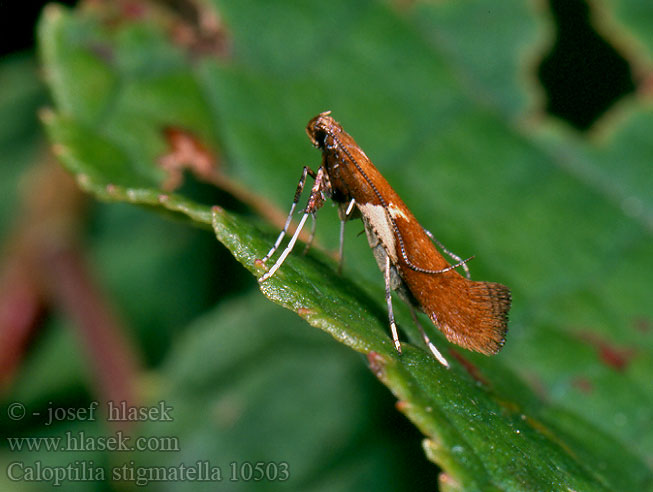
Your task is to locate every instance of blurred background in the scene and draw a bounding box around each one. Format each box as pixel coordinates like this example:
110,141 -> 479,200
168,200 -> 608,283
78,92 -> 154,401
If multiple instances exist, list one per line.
1,0 -> 651,491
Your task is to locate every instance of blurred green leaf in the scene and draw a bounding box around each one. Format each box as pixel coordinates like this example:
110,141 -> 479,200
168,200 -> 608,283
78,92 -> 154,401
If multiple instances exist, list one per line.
0,54 -> 49,237
37,1 -> 652,491
135,291 -> 433,491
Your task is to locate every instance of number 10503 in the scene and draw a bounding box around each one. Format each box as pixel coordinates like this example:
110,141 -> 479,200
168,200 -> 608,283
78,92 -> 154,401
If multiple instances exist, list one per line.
229,461 -> 289,482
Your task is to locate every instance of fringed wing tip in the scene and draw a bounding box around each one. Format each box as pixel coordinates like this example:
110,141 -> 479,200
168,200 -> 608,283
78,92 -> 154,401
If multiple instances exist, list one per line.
431,281 -> 511,356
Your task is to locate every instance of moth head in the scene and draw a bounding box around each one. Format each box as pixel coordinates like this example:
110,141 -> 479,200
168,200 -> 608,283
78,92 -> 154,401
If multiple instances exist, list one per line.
306,110 -> 336,148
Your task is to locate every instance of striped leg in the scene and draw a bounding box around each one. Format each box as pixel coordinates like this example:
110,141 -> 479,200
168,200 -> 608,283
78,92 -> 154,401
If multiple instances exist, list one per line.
260,166 -> 316,263
258,212 -> 310,283
302,213 -> 317,255
409,306 -> 449,368
259,167 -> 331,283
337,198 -> 356,273
384,254 -> 402,354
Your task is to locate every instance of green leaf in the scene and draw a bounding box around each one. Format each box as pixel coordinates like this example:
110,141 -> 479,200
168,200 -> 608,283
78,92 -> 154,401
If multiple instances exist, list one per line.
37,2 -> 653,491
211,208 -> 647,492
135,291 -> 428,491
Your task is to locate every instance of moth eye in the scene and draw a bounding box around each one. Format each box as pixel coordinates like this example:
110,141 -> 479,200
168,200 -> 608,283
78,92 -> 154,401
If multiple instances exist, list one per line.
312,129 -> 327,148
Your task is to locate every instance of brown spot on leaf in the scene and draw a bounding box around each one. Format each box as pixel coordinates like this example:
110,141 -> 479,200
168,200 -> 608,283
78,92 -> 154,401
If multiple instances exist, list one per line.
160,0 -> 231,58
159,127 -> 218,191
161,131 -> 316,249
120,0 -> 148,19
578,332 -> 636,372
84,0 -> 149,27
85,0 -> 229,59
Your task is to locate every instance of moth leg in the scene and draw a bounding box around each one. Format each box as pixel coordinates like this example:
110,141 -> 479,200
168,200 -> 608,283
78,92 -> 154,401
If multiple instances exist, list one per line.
259,167 -> 331,283
423,228 -> 471,279
384,254 -> 402,354
337,219 -> 346,274
261,166 -> 316,263
409,306 -> 449,368
345,197 -> 356,216
302,213 -> 317,255
337,198 -> 356,273
259,212 -> 310,283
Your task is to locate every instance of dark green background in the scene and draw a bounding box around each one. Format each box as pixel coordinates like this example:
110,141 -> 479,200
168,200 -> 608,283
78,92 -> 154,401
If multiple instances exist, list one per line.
1,1 -> 651,491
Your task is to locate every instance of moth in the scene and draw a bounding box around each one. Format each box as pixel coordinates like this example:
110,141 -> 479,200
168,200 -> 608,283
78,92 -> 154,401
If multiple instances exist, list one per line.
258,112 -> 511,366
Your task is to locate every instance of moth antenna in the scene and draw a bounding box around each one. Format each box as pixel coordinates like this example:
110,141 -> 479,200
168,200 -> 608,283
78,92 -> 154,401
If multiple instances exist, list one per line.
423,228 -> 471,279
428,255 -> 475,275
394,223 -> 474,275
328,131 -> 467,275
